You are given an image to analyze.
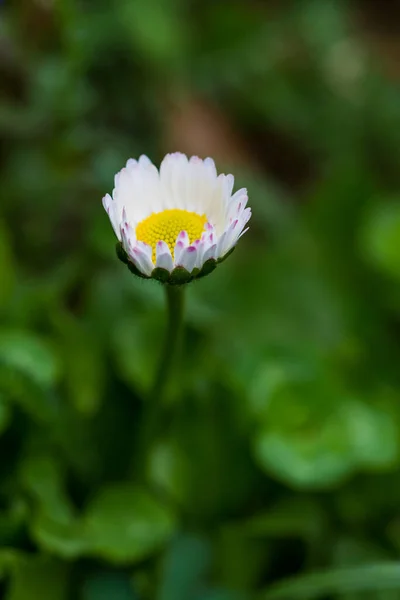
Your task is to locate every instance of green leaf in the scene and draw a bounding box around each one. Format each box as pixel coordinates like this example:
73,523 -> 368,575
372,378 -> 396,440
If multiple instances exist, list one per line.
148,440 -> 188,505
31,513 -> 88,560
331,537 -> 398,600
360,200 -> 400,280
0,549 -> 20,579
240,498 -> 324,540
119,0 -> 187,69
0,330 -> 60,388
0,221 -> 15,310
0,395 -> 11,436
251,365 -> 356,488
83,484 -> 176,564
53,313 -> 104,415
6,555 -> 69,600
198,591 -> 248,600
21,455 -> 88,559
158,534 -> 211,600
112,314 -> 159,392
81,572 -> 138,600
344,401 -> 399,468
20,455 -> 74,521
262,563 -> 400,599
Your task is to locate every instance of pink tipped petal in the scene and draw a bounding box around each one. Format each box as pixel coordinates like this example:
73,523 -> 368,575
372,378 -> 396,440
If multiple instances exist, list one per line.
178,230 -> 189,243
179,245 -> 198,272
102,152 -> 250,273
120,225 -> 132,253
174,238 -> 187,264
242,207 -> 252,225
131,245 -> 154,276
202,243 -> 217,263
156,240 -> 170,254
174,231 -> 190,265
136,240 -> 152,259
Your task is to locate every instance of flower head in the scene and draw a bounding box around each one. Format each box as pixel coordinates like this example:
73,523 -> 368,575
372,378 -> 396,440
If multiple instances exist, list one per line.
103,152 -> 251,284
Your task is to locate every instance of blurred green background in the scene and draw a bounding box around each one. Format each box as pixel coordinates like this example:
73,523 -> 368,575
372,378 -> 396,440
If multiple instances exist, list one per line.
2,0 -> 400,598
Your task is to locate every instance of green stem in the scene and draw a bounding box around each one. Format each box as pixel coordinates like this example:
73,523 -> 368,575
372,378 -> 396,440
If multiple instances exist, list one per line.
142,285 -> 185,456
151,284 -> 185,402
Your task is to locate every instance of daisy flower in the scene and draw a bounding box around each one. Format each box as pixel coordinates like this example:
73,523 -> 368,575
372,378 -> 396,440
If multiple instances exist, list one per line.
102,152 -> 251,284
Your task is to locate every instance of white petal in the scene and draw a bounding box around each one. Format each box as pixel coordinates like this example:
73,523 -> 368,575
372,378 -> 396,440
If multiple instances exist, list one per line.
159,153 -> 189,210
155,241 -> 173,272
120,221 -> 137,259
201,243 -> 217,264
102,193 -> 111,212
224,173 -> 235,196
126,158 -> 138,170
204,157 -> 217,179
218,208 -> 251,257
103,194 -> 121,240
138,154 -> 152,167
227,188 -> 248,220
204,174 -> 230,235
216,231 -> 228,259
201,224 -> 217,249
179,245 -> 198,272
113,160 -> 162,226
128,244 -> 154,276
227,209 -> 251,248
173,230 -> 189,264
102,153 -> 251,265
136,240 -> 153,260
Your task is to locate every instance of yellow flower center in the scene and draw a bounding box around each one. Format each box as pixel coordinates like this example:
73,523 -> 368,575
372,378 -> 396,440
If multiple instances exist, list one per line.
136,209 -> 207,262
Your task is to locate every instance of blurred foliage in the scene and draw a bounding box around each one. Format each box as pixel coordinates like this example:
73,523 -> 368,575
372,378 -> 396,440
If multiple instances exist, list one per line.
1,0 -> 400,598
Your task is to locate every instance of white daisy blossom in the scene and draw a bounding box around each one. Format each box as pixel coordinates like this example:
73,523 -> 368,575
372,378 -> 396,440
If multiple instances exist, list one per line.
102,152 -> 251,281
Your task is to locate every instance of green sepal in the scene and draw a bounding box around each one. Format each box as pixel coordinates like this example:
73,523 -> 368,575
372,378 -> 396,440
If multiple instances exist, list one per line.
217,246 -> 235,264
127,262 -> 149,280
169,267 -> 193,285
152,267 -> 170,283
196,258 -> 217,279
116,242 -> 128,265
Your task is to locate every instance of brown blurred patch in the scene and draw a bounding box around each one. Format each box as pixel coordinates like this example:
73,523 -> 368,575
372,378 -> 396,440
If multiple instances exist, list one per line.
164,94 -> 314,192
353,0 -> 400,79
11,0 -> 59,54
164,95 -> 254,168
